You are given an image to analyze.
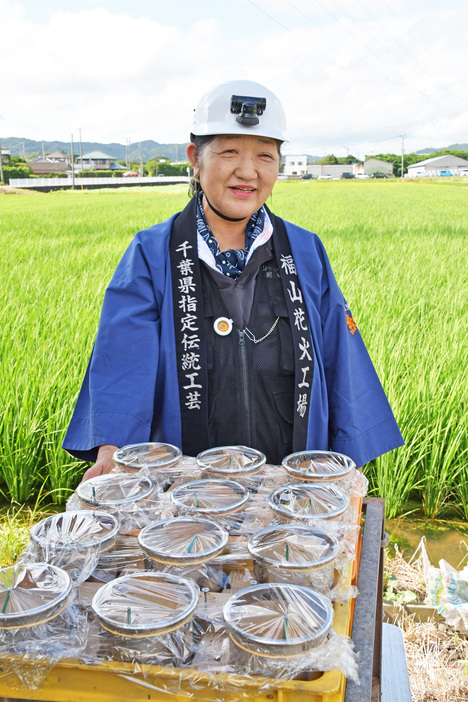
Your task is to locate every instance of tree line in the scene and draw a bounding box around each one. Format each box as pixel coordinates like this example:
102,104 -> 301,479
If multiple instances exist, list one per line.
316,149 -> 468,176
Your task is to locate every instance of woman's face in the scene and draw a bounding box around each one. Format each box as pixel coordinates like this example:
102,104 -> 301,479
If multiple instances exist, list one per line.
187,134 -> 280,220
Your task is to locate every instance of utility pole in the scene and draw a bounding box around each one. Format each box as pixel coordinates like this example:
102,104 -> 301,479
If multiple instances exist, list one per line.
70,134 -> 75,190
0,139 -> 4,185
400,134 -> 405,179
126,138 -> 131,170
42,142 -> 45,159
139,142 -> 143,176
79,128 -> 83,174
0,115 -> 3,184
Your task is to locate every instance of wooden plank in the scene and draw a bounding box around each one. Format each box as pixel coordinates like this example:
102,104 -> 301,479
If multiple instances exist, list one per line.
344,498 -> 385,702
380,623 -> 412,701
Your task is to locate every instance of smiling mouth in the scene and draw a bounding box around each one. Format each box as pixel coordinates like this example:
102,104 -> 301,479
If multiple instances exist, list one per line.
230,186 -> 255,193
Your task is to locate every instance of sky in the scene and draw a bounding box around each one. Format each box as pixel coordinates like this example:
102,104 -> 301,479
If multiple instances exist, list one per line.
1,0 -> 467,159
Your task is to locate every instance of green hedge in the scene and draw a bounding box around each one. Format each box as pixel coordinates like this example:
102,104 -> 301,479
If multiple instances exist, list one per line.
76,169 -> 126,178
1,165 -> 33,184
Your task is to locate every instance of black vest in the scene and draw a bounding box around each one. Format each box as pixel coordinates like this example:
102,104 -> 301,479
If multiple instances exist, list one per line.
201,254 -> 295,465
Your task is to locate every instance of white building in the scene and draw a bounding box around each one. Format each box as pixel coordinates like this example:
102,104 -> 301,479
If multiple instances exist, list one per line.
307,164 -> 354,179
354,158 -> 393,177
284,155 -> 308,176
407,155 -> 468,177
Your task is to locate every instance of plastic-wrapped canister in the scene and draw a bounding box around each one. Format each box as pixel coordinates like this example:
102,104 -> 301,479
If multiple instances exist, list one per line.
138,517 -> 229,590
91,571 -> 199,665
75,474 -> 159,535
248,524 -> 340,593
30,511 -> 119,584
223,582 -> 333,676
196,446 -> 265,478
171,479 -> 249,517
269,483 -> 349,524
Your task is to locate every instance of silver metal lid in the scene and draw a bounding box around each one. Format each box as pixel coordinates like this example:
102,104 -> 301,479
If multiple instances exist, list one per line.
269,483 -> 349,522
247,524 -> 340,571
196,446 -> 266,477
0,564 -> 72,629
92,572 -> 199,637
223,582 -> 333,656
113,442 -> 182,473
138,517 -> 228,565
282,451 -> 355,482
76,474 -> 155,510
30,511 -> 119,555
171,479 -> 249,516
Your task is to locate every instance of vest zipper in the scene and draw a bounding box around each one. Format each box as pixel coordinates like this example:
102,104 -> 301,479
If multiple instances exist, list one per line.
238,330 -> 252,446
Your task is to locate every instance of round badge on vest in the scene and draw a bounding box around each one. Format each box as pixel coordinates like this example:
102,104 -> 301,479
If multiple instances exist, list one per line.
214,317 -> 233,336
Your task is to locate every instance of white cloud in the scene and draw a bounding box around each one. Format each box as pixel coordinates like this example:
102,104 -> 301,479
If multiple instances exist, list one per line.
0,0 -> 466,156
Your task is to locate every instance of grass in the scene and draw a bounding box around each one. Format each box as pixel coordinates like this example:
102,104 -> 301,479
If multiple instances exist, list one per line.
0,180 -> 467,516
0,501 -> 59,567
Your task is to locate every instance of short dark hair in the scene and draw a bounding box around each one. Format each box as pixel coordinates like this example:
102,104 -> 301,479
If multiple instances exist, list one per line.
189,133 -> 282,157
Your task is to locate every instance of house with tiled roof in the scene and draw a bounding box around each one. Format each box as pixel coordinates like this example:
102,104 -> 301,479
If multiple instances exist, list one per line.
80,151 -> 123,170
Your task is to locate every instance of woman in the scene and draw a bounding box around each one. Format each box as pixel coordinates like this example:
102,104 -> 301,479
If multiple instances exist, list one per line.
63,80 -> 403,480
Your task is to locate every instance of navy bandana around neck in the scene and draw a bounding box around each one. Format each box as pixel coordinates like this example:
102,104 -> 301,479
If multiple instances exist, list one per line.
196,190 -> 266,280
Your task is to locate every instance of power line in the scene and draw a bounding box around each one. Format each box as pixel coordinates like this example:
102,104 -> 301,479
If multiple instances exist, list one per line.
250,0 -> 460,117
307,0 -> 459,115
247,0 -> 391,97
285,0 -> 402,89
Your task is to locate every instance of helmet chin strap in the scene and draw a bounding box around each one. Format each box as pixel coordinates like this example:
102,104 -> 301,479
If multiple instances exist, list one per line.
204,194 -> 248,223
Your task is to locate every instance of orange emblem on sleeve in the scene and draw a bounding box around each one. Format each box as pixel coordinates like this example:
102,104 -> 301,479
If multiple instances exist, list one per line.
346,314 -> 358,335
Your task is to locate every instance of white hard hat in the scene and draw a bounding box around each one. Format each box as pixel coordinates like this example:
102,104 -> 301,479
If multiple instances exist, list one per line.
192,80 -> 288,142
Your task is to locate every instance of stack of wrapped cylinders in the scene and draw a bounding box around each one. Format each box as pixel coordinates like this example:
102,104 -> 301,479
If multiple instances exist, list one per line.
0,444 -> 368,695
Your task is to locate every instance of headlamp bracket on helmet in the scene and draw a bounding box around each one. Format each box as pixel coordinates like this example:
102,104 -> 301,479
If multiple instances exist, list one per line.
230,95 -> 267,127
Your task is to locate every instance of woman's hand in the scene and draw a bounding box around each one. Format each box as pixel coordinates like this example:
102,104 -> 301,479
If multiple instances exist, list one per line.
81,444 -> 119,482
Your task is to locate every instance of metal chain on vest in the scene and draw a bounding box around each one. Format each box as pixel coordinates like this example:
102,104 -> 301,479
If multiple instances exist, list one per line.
242,316 -> 280,344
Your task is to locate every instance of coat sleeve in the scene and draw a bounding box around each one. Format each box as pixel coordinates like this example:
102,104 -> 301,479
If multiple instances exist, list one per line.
287,222 -> 404,467
62,226 -> 169,462
318,238 -> 404,466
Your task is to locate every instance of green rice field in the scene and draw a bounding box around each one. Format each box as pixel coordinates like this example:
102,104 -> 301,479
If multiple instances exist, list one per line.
0,180 -> 467,518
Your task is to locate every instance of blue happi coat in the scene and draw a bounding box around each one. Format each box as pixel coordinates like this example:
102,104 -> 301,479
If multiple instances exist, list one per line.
63,211 -> 404,467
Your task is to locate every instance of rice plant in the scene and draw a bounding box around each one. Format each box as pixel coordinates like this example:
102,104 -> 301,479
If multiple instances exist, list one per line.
0,181 -> 466,516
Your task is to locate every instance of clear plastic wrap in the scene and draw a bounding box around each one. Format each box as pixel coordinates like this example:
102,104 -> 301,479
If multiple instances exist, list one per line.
223,582 -> 334,655
0,604 -> 89,690
269,482 -> 350,523
0,564 -> 89,690
221,582 -> 358,681
282,450 -> 355,481
282,450 -> 368,502
73,473 -> 164,535
113,442 -> 182,474
0,563 -> 72,628
0,446 -> 366,698
87,572 -> 200,667
171,478 -> 250,516
138,517 -> 229,565
196,445 -> 266,478
138,517 -> 230,590
22,511 -> 119,585
91,571 -> 199,636
218,628 -> 359,682
87,535 -> 147,582
248,524 -> 338,591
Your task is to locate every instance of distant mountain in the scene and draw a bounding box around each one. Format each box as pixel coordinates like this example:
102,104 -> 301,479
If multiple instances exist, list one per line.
2,137 -> 190,162
4,136 -> 466,162
415,142 -> 468,155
